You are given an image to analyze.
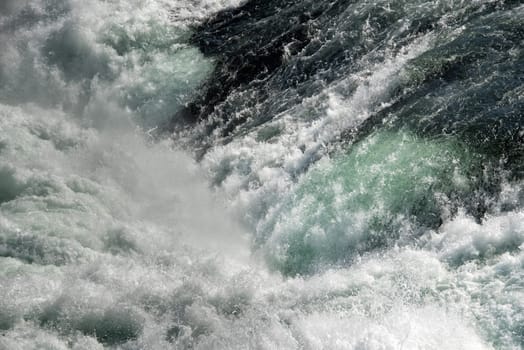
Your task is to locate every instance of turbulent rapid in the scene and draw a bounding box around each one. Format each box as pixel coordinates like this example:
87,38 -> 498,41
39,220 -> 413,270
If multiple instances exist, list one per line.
0,0 -> 523,349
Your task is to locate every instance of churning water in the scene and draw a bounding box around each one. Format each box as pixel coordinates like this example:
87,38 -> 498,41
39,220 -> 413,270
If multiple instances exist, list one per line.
0,0 -> 523,349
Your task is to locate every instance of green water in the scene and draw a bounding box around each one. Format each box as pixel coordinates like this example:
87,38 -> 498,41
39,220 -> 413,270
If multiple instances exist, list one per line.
263,130 -> 484,275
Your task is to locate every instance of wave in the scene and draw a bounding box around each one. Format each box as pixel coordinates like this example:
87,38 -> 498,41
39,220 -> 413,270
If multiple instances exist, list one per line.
0,0 -> 522,348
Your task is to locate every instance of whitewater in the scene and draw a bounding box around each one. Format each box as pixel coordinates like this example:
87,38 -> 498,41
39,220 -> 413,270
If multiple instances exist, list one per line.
0,0 -> 522,349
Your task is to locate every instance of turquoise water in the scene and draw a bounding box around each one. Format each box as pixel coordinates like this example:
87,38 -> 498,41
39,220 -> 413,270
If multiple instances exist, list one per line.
261,130 -> 484,275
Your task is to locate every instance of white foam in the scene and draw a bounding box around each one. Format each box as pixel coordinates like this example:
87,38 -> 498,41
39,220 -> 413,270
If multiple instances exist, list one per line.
0,1 -> 252,347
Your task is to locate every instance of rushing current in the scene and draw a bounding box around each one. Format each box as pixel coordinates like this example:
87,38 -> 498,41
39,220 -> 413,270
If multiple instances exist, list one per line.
0,0 -> 523,349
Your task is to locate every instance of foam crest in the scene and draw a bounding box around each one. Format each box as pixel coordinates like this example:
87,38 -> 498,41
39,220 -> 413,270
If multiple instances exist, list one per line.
201,35 -> 434,230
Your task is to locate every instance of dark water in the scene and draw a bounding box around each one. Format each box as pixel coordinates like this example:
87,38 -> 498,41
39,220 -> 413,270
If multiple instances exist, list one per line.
184,0 -> 523,271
